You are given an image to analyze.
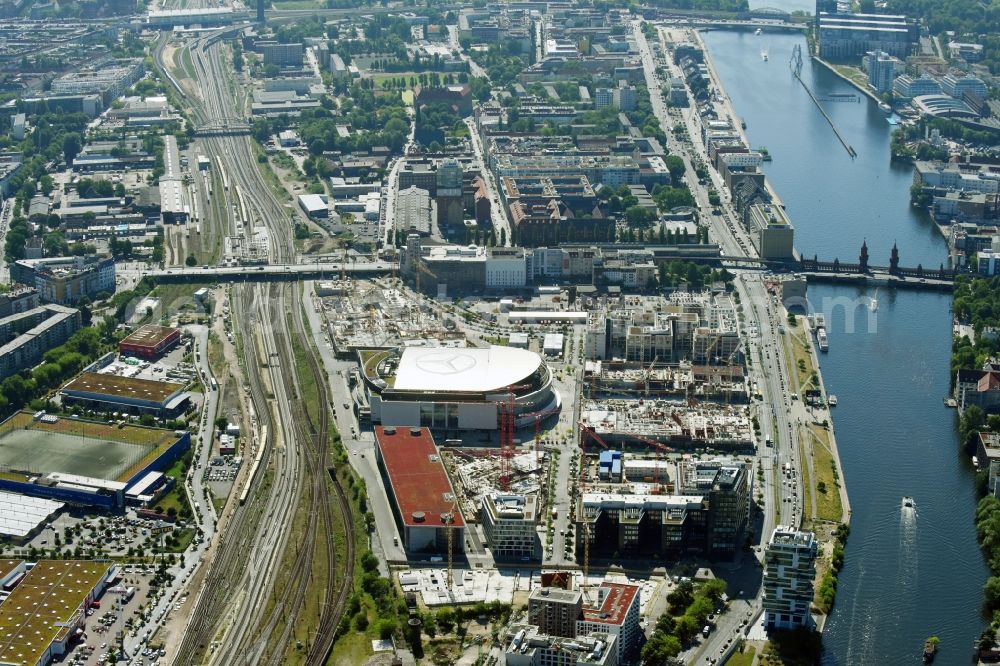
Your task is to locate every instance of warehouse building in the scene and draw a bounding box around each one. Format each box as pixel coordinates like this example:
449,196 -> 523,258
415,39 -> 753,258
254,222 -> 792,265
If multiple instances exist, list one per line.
0,411 -> 191,511
118,325 -> 181,359
0,492 -> 64,542
0,560 -> 115,666
362,345 -> 559,430
744,203 -> 795,261
60,372 -> 189,418
298,193 -> 329,219
374,426 -> 465,556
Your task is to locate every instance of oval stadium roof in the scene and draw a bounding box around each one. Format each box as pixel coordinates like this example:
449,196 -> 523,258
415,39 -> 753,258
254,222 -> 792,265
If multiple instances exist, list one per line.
393,345 -> 542,393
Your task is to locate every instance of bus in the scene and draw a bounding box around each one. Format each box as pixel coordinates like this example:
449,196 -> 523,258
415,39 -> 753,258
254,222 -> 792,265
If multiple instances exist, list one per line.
210,378 -> 218,391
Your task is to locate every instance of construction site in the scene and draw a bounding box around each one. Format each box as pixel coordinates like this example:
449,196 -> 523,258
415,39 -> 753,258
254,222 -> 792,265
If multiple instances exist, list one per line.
446,448 -> 548,527
583,359 -> 749,403
579,398 -> 755,453
313,278 -> 463,355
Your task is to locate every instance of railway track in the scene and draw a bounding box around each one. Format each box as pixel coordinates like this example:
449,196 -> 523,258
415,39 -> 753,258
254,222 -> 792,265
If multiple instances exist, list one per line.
155,28 -> 355,665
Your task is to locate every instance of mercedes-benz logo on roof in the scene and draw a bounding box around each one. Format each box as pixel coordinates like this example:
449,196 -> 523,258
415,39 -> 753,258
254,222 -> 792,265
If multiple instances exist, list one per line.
416,351 -> 477,375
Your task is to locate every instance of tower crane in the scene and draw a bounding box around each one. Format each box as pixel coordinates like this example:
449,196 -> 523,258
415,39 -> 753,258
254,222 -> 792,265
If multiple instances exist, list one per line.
498,385 -> 531,491
443,501 -> 457,595
644,355 -> 659,397
414,254 -> 437,296
578,423 -> 610,594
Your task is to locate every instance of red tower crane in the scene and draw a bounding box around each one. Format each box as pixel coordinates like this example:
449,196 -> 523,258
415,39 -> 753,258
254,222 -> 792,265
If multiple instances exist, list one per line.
629,433 -> 674,490
499,391 -> 516,491
498,384 -> 532,491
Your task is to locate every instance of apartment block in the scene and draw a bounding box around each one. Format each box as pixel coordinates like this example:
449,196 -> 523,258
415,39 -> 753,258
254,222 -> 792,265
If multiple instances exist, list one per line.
528,587 -> 584,638
763,526 -> 817,630
11,256 -> 115,305
480,493 -> 539,560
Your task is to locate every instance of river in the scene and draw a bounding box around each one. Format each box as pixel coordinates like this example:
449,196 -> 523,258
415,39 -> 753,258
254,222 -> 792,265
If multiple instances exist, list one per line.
701,29 -> 989,664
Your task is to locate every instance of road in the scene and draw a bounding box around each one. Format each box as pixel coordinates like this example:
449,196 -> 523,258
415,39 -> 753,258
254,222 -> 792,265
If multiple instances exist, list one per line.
119,323 -> 220,661
634,21 -> 804,664
464,116 -> 512,245
381,112 -> 417,247
447,24 -> 486,79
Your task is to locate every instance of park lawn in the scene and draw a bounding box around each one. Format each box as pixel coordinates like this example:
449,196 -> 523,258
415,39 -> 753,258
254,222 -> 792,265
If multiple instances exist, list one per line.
811,426 -> 844,523
727,645 -> 756,666
799,438 -> 813,526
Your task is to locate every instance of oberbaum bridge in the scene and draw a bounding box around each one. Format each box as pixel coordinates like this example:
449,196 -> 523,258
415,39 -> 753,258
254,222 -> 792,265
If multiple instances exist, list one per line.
144,239 -> 959,292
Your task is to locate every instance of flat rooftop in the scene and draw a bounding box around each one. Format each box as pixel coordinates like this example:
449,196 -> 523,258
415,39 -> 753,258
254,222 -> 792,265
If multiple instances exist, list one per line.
0,560 -> 112,666
120,325 -> 178,349
771,526 -> 815,547
375,426 -> 464,529
0,411 -> 178,483
750,202 -> 791,227
62,372 -> 183,404
582,582 -> 639,626
393,345 -> 541,393
0,560 -> 21,582
0,492 -> 64,538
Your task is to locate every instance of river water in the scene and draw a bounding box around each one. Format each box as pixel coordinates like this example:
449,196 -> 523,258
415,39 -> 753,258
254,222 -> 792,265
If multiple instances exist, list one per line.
701,29 -> 989,664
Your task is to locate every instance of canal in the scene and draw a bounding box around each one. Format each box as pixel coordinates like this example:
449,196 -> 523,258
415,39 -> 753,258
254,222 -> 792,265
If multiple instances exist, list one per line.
701,30 -> 989,664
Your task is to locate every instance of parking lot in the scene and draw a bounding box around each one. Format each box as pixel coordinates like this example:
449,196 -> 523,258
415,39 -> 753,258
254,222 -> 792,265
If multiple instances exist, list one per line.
18,510 -> 199,560
60,566 -> 159,666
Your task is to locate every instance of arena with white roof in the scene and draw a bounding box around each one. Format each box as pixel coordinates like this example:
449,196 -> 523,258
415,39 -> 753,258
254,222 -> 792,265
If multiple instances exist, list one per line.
362,345 -> 560,430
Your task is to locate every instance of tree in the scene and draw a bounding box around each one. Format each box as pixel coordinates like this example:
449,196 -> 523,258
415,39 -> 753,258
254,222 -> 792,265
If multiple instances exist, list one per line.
62,133 -> 82,164
664,155 -> 686,181
986,576 -> 1000,610
700,578 -> 727,602
626,205 -> 653,226
185,254 -> 197,266
641,632 -> 682,665
667,580 -> 694,610
673,614 -> 700,643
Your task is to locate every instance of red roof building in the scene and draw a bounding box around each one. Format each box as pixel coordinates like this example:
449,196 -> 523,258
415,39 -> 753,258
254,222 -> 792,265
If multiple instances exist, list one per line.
577,582 -> 641,663
118,325 -> 181,359
374,426 -> 464,555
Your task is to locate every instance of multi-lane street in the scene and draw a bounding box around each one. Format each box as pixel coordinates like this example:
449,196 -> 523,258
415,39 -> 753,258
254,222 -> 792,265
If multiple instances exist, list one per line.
634,20 -> 805,663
